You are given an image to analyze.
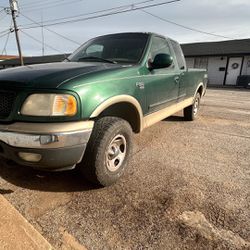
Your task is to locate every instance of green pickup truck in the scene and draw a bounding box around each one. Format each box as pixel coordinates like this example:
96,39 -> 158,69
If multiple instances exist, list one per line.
0,32 -> 207,186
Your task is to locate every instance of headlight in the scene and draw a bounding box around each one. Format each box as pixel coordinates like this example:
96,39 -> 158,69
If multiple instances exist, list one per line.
21,94 -> 77,116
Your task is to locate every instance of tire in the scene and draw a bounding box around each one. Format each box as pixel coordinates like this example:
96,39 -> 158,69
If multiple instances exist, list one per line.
79,117 -> 133,187
184,92 -> 201,121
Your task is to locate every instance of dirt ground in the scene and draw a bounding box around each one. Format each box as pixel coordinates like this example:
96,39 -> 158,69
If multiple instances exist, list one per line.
0,88 -> 249,250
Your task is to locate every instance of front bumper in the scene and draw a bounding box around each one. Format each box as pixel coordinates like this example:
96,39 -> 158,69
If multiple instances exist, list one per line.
0,121 -> 93,170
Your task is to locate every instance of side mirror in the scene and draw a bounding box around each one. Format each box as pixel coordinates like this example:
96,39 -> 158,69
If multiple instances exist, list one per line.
149,53 -> 173,70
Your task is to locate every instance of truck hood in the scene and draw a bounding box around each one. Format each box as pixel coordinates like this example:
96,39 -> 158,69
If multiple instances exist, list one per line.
0,62 -> 124,89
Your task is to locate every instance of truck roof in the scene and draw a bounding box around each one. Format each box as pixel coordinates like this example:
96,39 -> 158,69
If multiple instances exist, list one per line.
92,32 -> 173,42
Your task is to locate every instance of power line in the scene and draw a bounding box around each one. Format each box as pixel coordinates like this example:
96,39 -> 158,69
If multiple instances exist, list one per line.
19,0 -> 59,8
0,27 -> 11,34
20,0 -> 85,12
19,12 -> 81,45
20,0 -> 181,29
0,30 -> 11,39
20,0 -> 155,28
20,29 -> 67,55
20,0 -> 80,9
0,7 -> 7,21
1,19 -> 12,54
0,14 -> 7,22
141,9 -> 234,40
17,1 -> 158,54
1,30 -> 11,54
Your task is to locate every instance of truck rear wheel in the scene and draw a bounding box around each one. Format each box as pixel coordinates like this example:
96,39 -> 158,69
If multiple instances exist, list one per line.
184,92 -> 201,121
79,117 -> 133,187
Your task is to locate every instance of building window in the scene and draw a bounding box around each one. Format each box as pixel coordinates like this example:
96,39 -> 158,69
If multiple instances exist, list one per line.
194,57 -> 208,69
247,60 -> 250,68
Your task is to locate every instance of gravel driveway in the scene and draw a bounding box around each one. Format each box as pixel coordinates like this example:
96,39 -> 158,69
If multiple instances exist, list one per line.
0,88 -> 249,249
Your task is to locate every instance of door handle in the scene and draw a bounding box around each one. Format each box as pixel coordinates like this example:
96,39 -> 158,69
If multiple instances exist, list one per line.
174,76 -> 180,84
136,82 -> 145,89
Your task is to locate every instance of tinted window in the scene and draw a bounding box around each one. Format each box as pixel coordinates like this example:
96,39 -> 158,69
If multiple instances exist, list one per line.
149,36 -> 172,61
170,40 -> 186,70
68,33 -> 149,64
86,44 -> 104,58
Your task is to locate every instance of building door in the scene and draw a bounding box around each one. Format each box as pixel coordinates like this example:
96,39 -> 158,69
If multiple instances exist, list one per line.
225,57 -> 243,85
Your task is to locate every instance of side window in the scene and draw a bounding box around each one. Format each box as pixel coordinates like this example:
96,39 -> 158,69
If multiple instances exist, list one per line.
85,44 -> 104,57
170,40 -> 186,70
149,36 -> 172,62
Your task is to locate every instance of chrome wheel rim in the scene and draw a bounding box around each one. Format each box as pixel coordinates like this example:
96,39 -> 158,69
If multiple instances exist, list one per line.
193,96 -> 200,116
106,134 -> 127,172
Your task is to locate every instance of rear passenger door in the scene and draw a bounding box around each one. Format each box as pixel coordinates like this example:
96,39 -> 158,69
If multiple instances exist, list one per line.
144,36 -> 180,114
170,40 -> 188,100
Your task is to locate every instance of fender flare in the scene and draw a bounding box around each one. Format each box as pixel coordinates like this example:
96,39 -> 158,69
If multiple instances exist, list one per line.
90,95 -> 144,131
194,82 -> 204,97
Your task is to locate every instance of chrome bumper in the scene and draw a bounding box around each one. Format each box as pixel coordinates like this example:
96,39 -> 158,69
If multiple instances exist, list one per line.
0,121 -> 93,149
0,121 -> 94,170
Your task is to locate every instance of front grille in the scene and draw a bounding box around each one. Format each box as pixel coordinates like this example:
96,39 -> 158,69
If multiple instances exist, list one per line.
0,91 -> 16,119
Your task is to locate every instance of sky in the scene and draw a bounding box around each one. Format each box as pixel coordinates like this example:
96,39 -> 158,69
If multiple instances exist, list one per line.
0,0 -> 249,56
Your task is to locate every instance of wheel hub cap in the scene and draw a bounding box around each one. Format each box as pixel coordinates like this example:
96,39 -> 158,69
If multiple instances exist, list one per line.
106,135 -> 127,172
193,97 -> 200,116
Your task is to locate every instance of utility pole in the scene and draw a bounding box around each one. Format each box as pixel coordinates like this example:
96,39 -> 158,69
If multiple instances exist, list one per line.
9,0 -> 24,65
41,12 -> 45,56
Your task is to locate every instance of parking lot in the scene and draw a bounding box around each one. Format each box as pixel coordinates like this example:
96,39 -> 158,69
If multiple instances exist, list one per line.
0,88 -> 249,249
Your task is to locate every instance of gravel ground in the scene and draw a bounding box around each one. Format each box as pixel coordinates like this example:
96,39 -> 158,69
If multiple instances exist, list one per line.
0,88 -> 249,250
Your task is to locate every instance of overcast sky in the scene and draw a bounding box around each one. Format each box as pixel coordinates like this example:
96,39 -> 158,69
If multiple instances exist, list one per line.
0,0 -> 249,56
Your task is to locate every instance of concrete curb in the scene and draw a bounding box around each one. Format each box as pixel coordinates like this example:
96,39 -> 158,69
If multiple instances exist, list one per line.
0,195 -> 53,250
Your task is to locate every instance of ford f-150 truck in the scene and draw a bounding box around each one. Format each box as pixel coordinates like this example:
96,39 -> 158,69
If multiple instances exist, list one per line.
0,32 -> 207,186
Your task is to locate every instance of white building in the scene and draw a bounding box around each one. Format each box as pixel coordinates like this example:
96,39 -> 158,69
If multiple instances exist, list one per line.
181,39 -> 250,87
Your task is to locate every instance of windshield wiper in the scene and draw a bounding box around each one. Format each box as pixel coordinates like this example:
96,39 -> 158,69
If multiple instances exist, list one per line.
78,56 -> 117,64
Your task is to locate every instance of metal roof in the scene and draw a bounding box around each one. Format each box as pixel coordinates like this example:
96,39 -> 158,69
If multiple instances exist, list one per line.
0,54 -> 69,66
181,39 -> 250,57
0,55 -> 18,61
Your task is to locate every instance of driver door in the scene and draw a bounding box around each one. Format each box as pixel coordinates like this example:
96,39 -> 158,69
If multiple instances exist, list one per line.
143,36 -> 179,114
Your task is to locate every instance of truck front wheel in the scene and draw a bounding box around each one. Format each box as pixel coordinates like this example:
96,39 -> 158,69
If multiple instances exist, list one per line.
79,117 -> 133,187
184,92 -> 201,121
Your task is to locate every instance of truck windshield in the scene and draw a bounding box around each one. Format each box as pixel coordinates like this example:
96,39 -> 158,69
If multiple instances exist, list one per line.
68,33 -> 149,64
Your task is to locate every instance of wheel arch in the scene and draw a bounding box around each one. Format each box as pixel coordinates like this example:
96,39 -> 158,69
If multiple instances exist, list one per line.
90,95 -> 144,133
195,82 -> 204,97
